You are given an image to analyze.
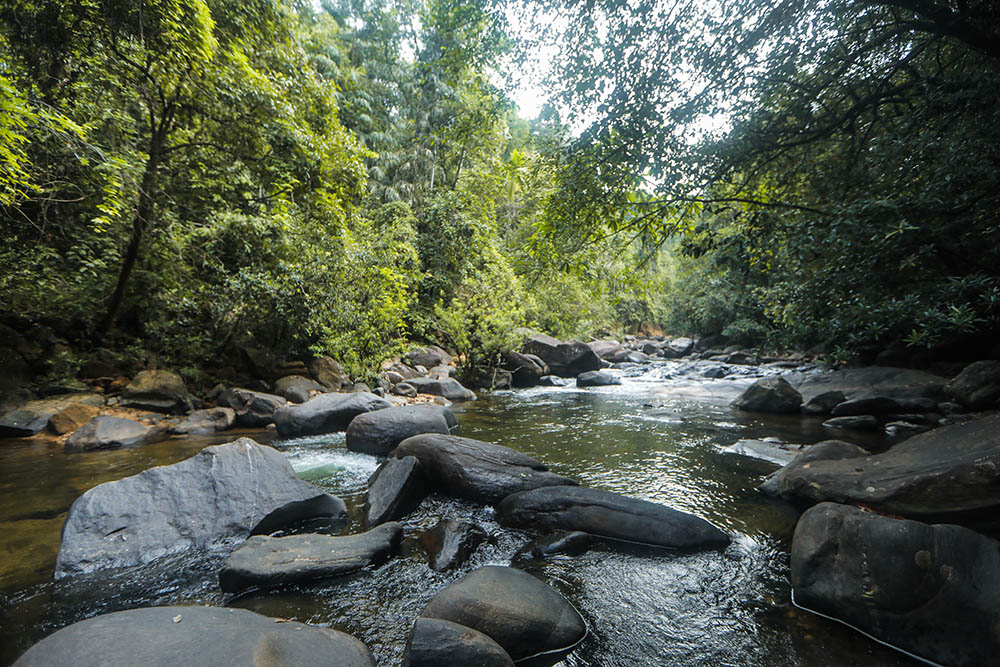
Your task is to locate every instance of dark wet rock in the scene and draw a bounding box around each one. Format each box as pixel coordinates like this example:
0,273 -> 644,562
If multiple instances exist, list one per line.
420,518 -> 489,571
55,438 -> 341,578
576,370 -> 622,387
522,334 -> 602,377
791,502 -> 1000,667
731,376 -> 803,413
64,415 -> 163,451
168,407 -> 235,435
249,494 -> 348,536
502,351 -> 549,387
402,618 -> 514,667
944,360 -> 1000,410
895,396 -> 940,413
393,434 -> 576,504
588,340 -> 628,362
786,366 -> 947,403
273,392 -> 392,437
822,415 -> 879,431
514,531 -> 594,562
391,382 -> 417,398
13,605 -> 374,667
759,440 -> 871,497
404,377 -> 477,401
624,351 -> 651,364
363,456 -> 428,528
537,375 -> 567,386
420,565 -> 586,662
664,337 -> 694,358
640,340 -> 663,356
497,486 -> 730,550
0,393 -> 104,437
885,420 -> 932,435
406,345 -> 452,370
346,404 -> 452,456
800,390 -> 847,415
726,351 -> 757,365
386,361 -> 420,380
220,388 -> 287,427
771,414 -> 1000,517
219,522 -> 402,593
465,367 -> 513,390
120,370 -> 192,414
702,365 -> 728,379
830,395 -> 901,416
308,355 -> 349,392
48,402 -> 101,435
274,374 -> 325,404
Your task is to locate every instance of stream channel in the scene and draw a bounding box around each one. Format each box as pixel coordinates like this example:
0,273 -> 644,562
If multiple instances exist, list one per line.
0,359 -> 918,665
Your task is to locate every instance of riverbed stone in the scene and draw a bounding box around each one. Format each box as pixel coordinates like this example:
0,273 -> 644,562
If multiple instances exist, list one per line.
720,439 -> 807,466
420,565 -> 586,662
169,407 -> 235,435
502,351 -> 549,387
522,334 -> 602,377
731,376 -> 803,413
420,518 -> 489,571
404,377 -> 477,401
588,340 -> 628,362
273,392 -> 392,437
220,388 -> 288,427
13,605 -> 375,667
759,440 -> 871,497
308,355 -> 349,392
664,337 -> 694,358
785,366 -> 947,403
274,374 -> 325,404
537,375 -> 567,386
944,360 -> 1000,410
363,456 -> 428,528
829,395 -> 901,416
497,486 -> 730,550
346,404 -> 452,456
791,502 -> 1000,667
771,414 -> 1000,517
64,415 -> 163,451
55,438 -> 344,578
406,345 -> 452,369
219,522 -> 402,593
514,531 -> 594,562
576,370 -> 622,387
121,370 -> 192,414
0,393 -> 104,437
47,402 -> 101,435
402,618 -> 514,667
821,414 -> 879,430
392,434 -> 577,504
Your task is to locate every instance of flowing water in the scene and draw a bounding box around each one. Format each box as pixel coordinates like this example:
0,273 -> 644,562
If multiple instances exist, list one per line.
0,360 -> 919,665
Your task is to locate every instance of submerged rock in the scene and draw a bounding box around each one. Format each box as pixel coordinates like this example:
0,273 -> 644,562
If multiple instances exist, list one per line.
513,531 -> 594,562
346,404 -> 452,456
821,414 -> 879,431
64,415 -> 163,451
392,433 -> 576,504
420,518 -> 489,571
402,618 -> 514,667
363,456 -> 428,528
731,376 -> 802,413
421,565 -> 587,662
55,438 -> 344,578
13,606 -> 375,667
219,522 -> 402,593
273,392 -> 392,437
576,370 -> 621,387
121,370 -> 192,414
497,486 -> 730,550
720,439 -> 806,466
792,502 -> 1000,667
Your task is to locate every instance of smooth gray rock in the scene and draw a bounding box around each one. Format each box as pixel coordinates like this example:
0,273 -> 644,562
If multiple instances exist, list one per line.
421,566 -> 586,662
497,486 -> 730,551
0,393 -> 104,437
406,345 -> 452,369
731,376 -> 802,413
822,415 -> 879,430
363,456 -> 428,528
220,388 -> 287,427
169,407 -> 235,435
944,360 -> 1000,410
830,395 -> 901,416
346,404 -> 452,456
420,518 -> 488,571
576,370 -> 621,387
786,366 -> 947,403
402,618 -> 514,667
393,434 -> 577,504
759,440 -> 871,497
121,370 -> 192,414
587,340 -> 627,361
55,438 -> 343,578
800,390 -> 847,415
13,606 -> 374,667
404,377 -> 477,401
792,502 -> 1000,667
537,375 -> 567,386
219,522 -> 402,593
273,392 -> 392,437
274,374 -> 325,404
522,334 -> 602,377
64,415 -> 162,451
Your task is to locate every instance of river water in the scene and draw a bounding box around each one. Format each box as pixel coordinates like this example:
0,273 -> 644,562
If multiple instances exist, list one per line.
0,360 -> 916,666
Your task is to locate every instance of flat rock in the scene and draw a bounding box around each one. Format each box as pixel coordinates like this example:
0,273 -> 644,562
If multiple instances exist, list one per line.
64,415 -> 162,451
13,606 -> 374,667
219,522 -> 402,593
274,374 -> 325,403
363,456 -> 428,528
169,407 -> 235,435
821,415 -> 879,430
771,414 -> 1000,517
273,392 -> 392,438
800,390 -> 846,415
221,388 -> 287,427
497,486 -> 730,550
421,565 -> 586,662
830,395 -> 900,416
759,440 -> 870,497
944,360 -> 1000,410
121,370 -> 192,414
405,377 -> 476,401
393,434 -> 577,504
420,518 -> 488,571
785,366 -> 946,403
576,370 -> 621,387
346,404 -> 452,456
720,439 -> 807,466
402,618 -> 514,667
731,376 -> 802,413
55,438 -> 345,578
792,502 -> 1000,667
0,393 -> 104,437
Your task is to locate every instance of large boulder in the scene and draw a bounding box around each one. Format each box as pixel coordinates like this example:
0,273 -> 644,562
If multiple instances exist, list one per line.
759,440 -> 871,497
0,393 -> 104,437
731,376 -> 803,413
770,414 -> 1000,517
55,438 -> 345,578
363,456 -> 428,528
220,388 -> 287,427
792,502 -> 1000,667
168,407 -> 236,435
663,337 -> 694,358
800,390 -> 847,415
420,565 -> 586,662
13,606 -> 375,667
120,370 -> 192,414
944,360 -> 1000,410
521,334 -> 602,377
406,345 -> 452,369
497,486 -> 730,551
420,518 -> 489,571
308,355 -> 349,392
402,618 -> 514,667
587,340 -> 628,362
576,370 -> 621,387
64,415 -> 162,451
346,405 -> 452,456
274,374 -> 325,404
501,351 -> 549,387
785,366 -> 947,403
392,434 -> 576,504
404,377 -> 477,401
219,522 -> 402,593
273,392 -> 392,438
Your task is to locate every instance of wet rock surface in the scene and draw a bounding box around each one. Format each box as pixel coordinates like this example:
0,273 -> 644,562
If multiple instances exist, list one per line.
576,370 -> 622,387
402,618 -> 514,667
731,376 -> 803,413
521,334 -> 602,377
346,404 -> 452,456
419,518 -> 489,571
363,456 -> 428,527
